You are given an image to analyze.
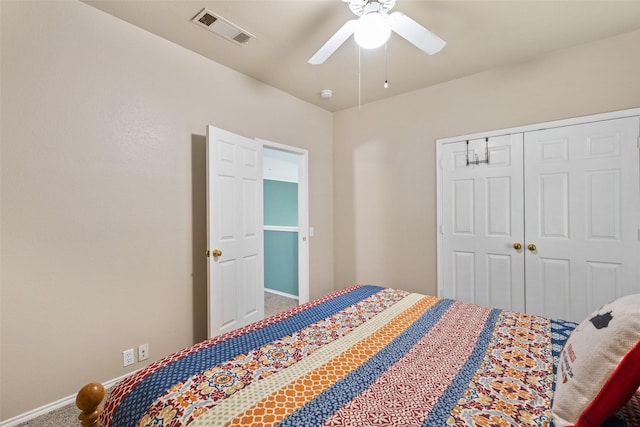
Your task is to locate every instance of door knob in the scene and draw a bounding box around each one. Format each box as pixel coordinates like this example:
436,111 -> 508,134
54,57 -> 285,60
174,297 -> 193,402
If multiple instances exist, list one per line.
527,243 -> 537,252
513,242 -> 522,250
212,249 -> 222,257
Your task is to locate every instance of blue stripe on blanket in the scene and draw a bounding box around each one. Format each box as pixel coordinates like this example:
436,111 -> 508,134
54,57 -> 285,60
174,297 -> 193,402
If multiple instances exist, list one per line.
550,319 -> 577,376
421,308 -> 500,426
111,285 -> 384,427
276,298 -> 460,426
549,318 -> 577,427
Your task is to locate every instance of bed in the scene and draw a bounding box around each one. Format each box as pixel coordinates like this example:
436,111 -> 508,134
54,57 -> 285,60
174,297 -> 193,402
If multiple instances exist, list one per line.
76,285 -> 640,426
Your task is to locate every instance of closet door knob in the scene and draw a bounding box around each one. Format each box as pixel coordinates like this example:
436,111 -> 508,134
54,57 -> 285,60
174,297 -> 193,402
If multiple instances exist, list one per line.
527,243 -> 537,252
212,249 -> 222,257
513,242 -> 522,250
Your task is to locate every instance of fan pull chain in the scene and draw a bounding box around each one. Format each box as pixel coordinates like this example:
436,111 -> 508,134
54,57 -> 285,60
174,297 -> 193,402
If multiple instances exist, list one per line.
384,42 -> 389,89
358,45 -> 361,110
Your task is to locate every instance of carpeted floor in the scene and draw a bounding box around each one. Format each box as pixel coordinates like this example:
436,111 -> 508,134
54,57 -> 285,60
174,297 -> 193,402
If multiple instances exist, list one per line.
263,291 -> 299,318
18,292 -> 298,426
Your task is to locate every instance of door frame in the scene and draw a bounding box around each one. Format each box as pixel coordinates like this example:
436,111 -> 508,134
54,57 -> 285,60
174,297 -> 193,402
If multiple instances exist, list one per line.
436,107 -> 640,298
259,139 -> 310,305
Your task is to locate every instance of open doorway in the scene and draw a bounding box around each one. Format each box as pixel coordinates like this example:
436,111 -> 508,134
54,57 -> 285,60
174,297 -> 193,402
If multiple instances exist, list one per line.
206,128 -> 311,336
261,141 -> 309,308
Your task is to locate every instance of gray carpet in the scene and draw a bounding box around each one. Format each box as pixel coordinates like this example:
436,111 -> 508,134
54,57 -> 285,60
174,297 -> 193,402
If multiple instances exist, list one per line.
264,291 -> 299,317
18,292 -> 298,426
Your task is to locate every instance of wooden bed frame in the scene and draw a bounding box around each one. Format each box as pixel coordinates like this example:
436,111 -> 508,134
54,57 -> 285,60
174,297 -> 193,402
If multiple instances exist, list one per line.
76,383 -> 104,426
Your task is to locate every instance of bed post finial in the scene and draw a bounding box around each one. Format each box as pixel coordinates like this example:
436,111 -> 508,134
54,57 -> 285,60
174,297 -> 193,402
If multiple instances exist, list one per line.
76,382 -> 104,426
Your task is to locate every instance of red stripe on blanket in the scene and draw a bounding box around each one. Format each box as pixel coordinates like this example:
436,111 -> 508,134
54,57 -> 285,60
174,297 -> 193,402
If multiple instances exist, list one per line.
321,300 -> 492,426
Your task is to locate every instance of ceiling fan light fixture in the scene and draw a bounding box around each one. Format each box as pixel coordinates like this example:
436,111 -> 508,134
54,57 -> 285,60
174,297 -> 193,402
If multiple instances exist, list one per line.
308,0 -> 445,65
354,12 -> 391,49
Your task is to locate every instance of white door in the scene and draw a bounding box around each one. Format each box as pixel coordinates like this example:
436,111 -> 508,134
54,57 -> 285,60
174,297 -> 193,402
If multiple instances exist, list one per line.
207,126 -> 264,337
440,134 -> 525,312
524,117 -> 640,322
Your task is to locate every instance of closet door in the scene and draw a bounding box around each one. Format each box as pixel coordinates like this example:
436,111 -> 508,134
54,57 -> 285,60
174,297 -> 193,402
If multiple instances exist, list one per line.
440,134 -> 525,311
524,117 -> 640,322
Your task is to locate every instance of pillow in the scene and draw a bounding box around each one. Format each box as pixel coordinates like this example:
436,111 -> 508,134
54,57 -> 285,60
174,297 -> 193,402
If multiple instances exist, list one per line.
552,294 -> 640,427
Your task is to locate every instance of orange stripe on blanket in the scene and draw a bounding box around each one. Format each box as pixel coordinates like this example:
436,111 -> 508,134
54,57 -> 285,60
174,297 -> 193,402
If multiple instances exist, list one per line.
225,295 -> 439,427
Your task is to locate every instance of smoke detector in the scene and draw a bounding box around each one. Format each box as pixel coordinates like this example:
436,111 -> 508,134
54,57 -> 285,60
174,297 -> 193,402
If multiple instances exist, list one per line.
192,9 -> 255,45
320,89 -> 333,99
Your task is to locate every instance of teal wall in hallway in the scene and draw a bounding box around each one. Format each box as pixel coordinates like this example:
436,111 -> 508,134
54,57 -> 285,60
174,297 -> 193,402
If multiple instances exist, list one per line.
264,179 -> 298,296
264,180 -> 298,226
264,230 -> 299,296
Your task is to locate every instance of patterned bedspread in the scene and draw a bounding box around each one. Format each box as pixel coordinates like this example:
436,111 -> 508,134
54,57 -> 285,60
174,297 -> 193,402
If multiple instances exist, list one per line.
101,285 -> 580,426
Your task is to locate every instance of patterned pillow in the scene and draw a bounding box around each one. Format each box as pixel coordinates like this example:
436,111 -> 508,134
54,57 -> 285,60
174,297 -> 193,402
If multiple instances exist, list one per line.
552,294 -> 640,427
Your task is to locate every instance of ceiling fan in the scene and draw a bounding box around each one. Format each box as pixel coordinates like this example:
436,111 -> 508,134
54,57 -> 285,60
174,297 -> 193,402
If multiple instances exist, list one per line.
308,0 -> 446,65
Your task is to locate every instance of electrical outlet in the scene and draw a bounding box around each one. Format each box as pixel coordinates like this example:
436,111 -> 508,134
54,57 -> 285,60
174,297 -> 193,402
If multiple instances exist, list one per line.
123,348 -> 135,367
138,343 -> 149,361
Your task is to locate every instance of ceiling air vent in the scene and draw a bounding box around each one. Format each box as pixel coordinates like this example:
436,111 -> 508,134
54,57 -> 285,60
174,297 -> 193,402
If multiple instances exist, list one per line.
191,8 -> 255,46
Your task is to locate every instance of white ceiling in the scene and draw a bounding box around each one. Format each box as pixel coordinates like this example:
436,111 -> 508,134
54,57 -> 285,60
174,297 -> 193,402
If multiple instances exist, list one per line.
82,0 -> 640,112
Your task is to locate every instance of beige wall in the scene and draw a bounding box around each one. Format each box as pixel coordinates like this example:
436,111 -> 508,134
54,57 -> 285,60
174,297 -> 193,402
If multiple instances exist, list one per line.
333,28 -> 640,296
0,1 -> 333,420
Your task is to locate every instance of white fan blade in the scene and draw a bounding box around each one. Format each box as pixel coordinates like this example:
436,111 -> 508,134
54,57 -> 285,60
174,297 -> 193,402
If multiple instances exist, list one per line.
308,19 -> 357,65
389,12 -> 446,55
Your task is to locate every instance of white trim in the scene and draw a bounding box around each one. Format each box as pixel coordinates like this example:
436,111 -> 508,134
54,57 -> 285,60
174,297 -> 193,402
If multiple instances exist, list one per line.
298,149 -> 310,304
264,287 -> 300,300
437,108 -> 640,145
0,371 -> 137,427
258,139 -> 310,305
435,139 -> 444,298
264,225 -> 299,233
264,176 -> 298,184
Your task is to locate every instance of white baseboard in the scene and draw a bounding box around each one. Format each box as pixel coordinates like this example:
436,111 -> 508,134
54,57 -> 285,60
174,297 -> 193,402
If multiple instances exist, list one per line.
264,288 -> 299,300
0,371 -> 137,427
3,287 -> 298,426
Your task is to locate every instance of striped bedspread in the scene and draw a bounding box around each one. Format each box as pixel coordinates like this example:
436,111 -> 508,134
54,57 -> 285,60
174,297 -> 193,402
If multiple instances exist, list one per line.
101,285 -> 577,426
